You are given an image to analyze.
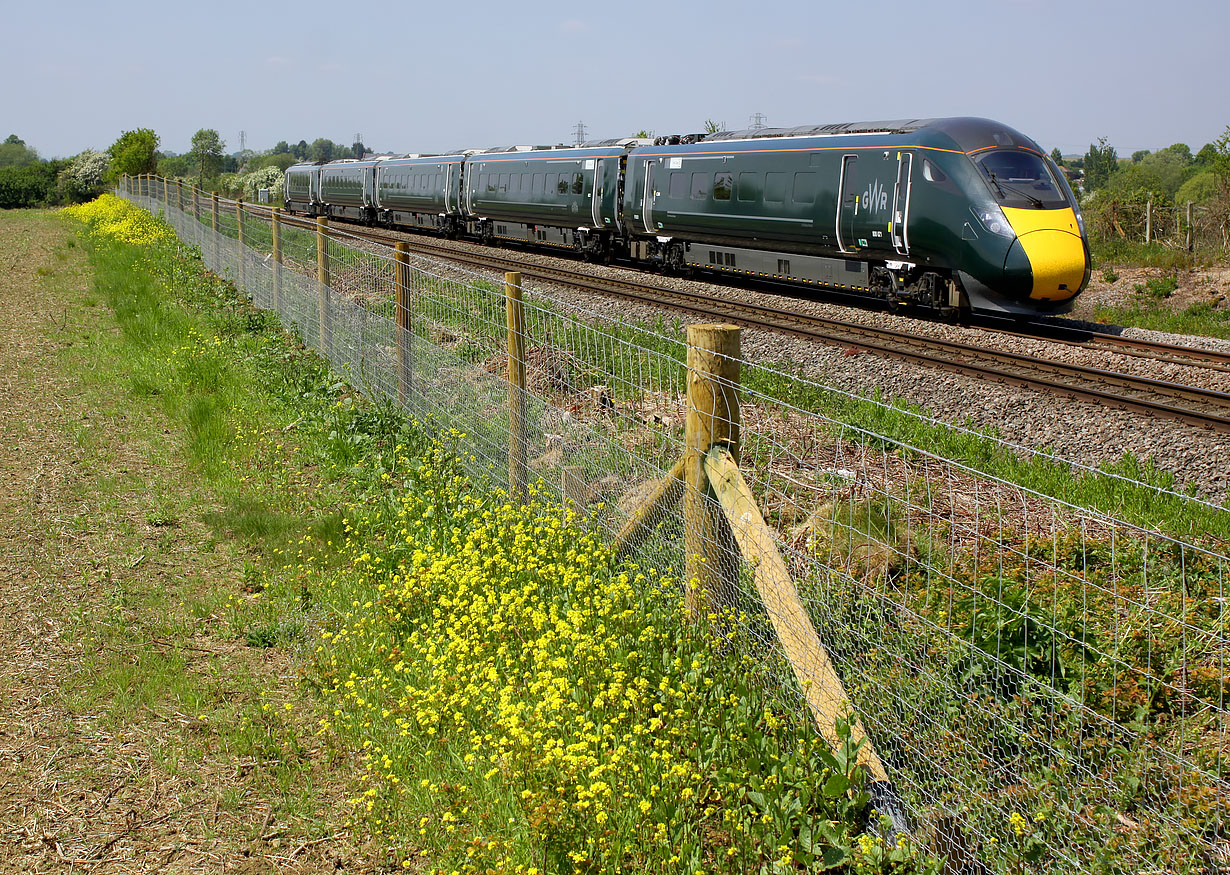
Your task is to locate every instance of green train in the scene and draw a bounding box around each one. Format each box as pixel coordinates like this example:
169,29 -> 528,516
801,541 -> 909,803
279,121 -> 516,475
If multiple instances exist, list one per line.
285,117 -> 1089,317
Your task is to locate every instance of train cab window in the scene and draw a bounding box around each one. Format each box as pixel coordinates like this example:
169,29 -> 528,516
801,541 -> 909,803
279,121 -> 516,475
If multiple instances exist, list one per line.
792,172 -> 816,204
572,172 -> 584,195
713,172 -> 733,201
669,172 -> 686,199
764,172 -> 786,203
690,172 -> 709,200
737,172 -> 758,201
974,150 -> 1067,208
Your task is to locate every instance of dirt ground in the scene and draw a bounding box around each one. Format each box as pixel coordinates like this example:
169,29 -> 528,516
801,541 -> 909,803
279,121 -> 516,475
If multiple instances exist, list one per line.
0,212 -> 391,873
1069,262 -> 1230,320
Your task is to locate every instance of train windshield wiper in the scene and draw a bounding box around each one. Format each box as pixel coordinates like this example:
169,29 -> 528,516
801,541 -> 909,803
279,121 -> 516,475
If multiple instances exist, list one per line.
988,173 -> 1044,208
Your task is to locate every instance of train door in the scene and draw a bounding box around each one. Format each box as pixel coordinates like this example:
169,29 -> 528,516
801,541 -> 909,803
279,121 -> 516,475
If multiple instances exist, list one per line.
643,159 -> 656,234
891,152 -> 913,255
837,154 -> 859,252
587,158 -> 601,228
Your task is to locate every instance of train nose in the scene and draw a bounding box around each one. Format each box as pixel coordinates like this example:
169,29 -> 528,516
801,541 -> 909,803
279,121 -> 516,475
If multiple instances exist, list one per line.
1002,207 -> 1088,303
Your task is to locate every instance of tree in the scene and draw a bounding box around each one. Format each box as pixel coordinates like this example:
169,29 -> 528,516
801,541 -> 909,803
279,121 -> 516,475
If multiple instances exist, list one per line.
190,128 -> 225,185
0,134 -> 41,168
1194,143 -> 1219,167
1082,137 -> 1119,192
293,139 -> 309,160
1131,149 -> 1150,163
703,119 -> 724,134
308,138 -> 336,163
57,150 -> 108,203
273,140 -> 290,155
352,141 -> 366,159
106,128 -> 159,181
1050,147 -> 1064,167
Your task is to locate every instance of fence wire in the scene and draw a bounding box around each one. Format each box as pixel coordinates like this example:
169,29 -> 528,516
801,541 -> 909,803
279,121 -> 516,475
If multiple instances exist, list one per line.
124,180 -> 1229,874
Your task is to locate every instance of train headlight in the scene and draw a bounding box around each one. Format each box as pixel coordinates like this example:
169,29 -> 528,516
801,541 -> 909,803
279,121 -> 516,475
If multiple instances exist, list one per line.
973,203 -> 1015,238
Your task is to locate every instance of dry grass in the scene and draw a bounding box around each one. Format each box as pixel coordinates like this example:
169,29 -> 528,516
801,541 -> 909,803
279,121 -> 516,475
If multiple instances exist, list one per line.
0,211 -> 394,873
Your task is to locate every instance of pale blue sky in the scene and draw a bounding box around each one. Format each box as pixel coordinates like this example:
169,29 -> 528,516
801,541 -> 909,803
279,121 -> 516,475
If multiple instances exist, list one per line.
4,0 -> 1228,160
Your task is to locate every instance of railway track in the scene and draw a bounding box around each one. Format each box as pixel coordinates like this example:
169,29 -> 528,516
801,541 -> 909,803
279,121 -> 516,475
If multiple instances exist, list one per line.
244,205 -> 1230,434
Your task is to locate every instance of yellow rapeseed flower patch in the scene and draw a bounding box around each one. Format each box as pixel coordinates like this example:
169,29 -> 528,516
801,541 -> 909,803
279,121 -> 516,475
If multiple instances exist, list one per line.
63,193 -> 176,246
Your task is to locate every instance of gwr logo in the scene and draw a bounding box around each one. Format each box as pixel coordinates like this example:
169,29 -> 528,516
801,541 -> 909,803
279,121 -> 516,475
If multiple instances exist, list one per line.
861,179 -> 889,213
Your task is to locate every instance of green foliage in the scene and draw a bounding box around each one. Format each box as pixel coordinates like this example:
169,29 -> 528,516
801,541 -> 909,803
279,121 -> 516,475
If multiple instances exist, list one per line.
249,152 -> 296,172
1049,147 -> 1064,166
1175,169 -> 1218,205
0,162 -> 57,208
1082,137 -> 1119,192
307,138 -> 339,163
190,128 -> 225,183
0,134 -> 40,168
1131,149 -> 1150,164
238,166 -> 285,202
157,153 -> 194,179
106,128 -> 159,181
57,150 -> 109,203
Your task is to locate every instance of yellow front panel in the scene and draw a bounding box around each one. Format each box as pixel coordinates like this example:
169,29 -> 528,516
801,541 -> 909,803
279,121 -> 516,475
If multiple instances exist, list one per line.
1002,207 -> 1086,302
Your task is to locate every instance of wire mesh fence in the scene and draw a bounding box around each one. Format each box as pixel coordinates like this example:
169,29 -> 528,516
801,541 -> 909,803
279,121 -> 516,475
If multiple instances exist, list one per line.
122,177 -> 1229,873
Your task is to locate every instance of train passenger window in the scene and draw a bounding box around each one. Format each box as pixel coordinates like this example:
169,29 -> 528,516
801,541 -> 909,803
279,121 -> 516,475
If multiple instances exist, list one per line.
922,159 -> 947,183
572,173 -> 584,195
532,174 -> 543,194
737,172 -> 758,201
486,174 -> 496,193
436,173 -> 443,192
546,173 -> 558,194
764,172 -> 786,203
669,172 -> 686,199
792,172 -> 816,204
690,172 -> 709,199
558,175 -> 570,195
713,172 -> 733,201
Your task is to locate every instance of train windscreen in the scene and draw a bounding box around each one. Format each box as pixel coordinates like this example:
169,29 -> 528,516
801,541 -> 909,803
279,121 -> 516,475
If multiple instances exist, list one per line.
974,150 -> 1069,209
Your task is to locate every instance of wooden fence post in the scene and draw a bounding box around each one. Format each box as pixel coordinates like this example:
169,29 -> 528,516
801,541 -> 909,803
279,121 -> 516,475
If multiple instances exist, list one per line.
162,175 -> 169,214
1145,198 -> 1152,243
506,272 -> 529,505
271,208 -> 282,315
175,180 -> 182,214
684,323 -> 742,620
395,242 -> 413,409
236,198 -> 246,293
1187,200 -> 1193,251
210,194 -> 220,269
316,217 -> 331,357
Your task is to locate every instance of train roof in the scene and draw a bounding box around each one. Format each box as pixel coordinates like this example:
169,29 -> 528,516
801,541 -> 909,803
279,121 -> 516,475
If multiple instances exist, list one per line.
698,117 -> 1044,156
